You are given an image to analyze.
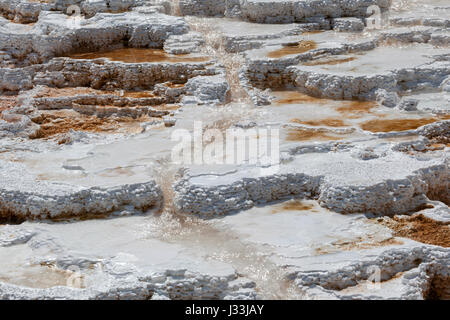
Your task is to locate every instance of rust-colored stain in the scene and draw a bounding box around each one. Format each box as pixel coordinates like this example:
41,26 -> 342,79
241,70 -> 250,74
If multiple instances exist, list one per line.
0,113 -> 21,123
166,82 -> 186,88
0,265 -> 75,289
121,91 -> 156,98
67,48 -> 210,63
403,142 -> 449,155
0,96 -> 17,112
99,167 -> 134,178
272,199 -> 316,213
267,40 -> 317,58
35,87 -> 159,99
30,111 -> 154,139
360,118 -> 438,132
291,118 -> 347,127
303,56 -> 357,66
424,275 -> 450,300
35,87 -> 103,98
336,101 -> 377,119
379,214 -> 450,248
286,128 -> 344,142
428,143 -> 446,150
315,237 -> 404,255
273,91 -> 328,105
151,104 -> 180,111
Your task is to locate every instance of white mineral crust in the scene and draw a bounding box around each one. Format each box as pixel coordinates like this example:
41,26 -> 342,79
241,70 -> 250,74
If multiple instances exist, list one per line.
0,0 -> 448,300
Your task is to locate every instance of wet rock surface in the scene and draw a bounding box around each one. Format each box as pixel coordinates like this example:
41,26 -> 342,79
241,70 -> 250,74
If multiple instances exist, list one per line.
0,0 -> 449,300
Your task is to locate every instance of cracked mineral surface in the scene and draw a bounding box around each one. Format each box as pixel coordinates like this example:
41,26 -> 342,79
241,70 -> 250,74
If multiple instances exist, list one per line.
0,0 -> 449,300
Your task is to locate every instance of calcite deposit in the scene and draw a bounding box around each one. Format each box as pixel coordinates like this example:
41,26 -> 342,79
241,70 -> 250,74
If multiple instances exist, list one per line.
0,0 -> 449,300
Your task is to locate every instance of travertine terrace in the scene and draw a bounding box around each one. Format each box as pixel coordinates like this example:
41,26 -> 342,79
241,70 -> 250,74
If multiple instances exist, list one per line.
0,0 -> 449,300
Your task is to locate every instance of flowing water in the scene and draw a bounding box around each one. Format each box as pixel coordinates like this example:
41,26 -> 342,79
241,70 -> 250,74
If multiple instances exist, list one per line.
144,19 -> 305,298
186,17 -> 252,104
68,48 -> 209,63
170,0 -> 182,16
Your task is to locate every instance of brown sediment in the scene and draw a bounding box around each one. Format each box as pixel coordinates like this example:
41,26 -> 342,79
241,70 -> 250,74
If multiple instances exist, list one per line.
273,90 -> 328,105
0,265 -> 76,289
409,203 -> 435,212
0,205 -> 26,225
336,101 -> 377,118
379,214 -> 450,247
360,118 -> 438,132
151,104 -> 180,111
427,187 -> 450,207
291,118 -> 347,127
31,116 -> 114,138
35,86 -> 157,99
431,138 -> 450,147
0,95 -> 17,112
30,111 -> 154,139
379,38 -> 421,49
0,113 -> 22,123
267,40 -> 317,58
98,167 -> 135,178
166,82 -> 186,88
303,57 -> 357,66
35,87 -> 110,98
335,271 -> 407,294
341,237 -> 404,251
315,237 -> 404,255
326,237 -> 404,253
202,111 -> 253,134
425,115 -> 450,144
67,48 -> 210,63
286,128 -> 344,142
427,143 -> 446,151
383,134 -> 420,142
50,211 -> 112,223
401,142 -> 449,155
120,91 -> 156,98
272,200 -> 316,213
424,275 -> 450,300
1,201 -> 155,223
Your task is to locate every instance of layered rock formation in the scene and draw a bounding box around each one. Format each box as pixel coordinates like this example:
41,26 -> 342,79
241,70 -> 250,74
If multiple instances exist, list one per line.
0,0 -> 448,300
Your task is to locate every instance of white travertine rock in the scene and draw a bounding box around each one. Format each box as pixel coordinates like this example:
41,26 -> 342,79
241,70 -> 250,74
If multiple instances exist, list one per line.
179,0 -> 226,17
179,0 -> 391,23
184,73 -> 230,105
0,0 -> 53,23
0,10 -> 189,67
0,159 -> 163,220
376,89 -> 400,108
0,68 -> 33,92
291,245 -> 450,299
0,216 -> 259,299
244,41 -> 449,100
331,17 -> 365,32
31,57 -> 215,90
0,0 -> 449,301
163,32 -> 205,54
173,148 -> 448,216
397,98 -> 419,111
